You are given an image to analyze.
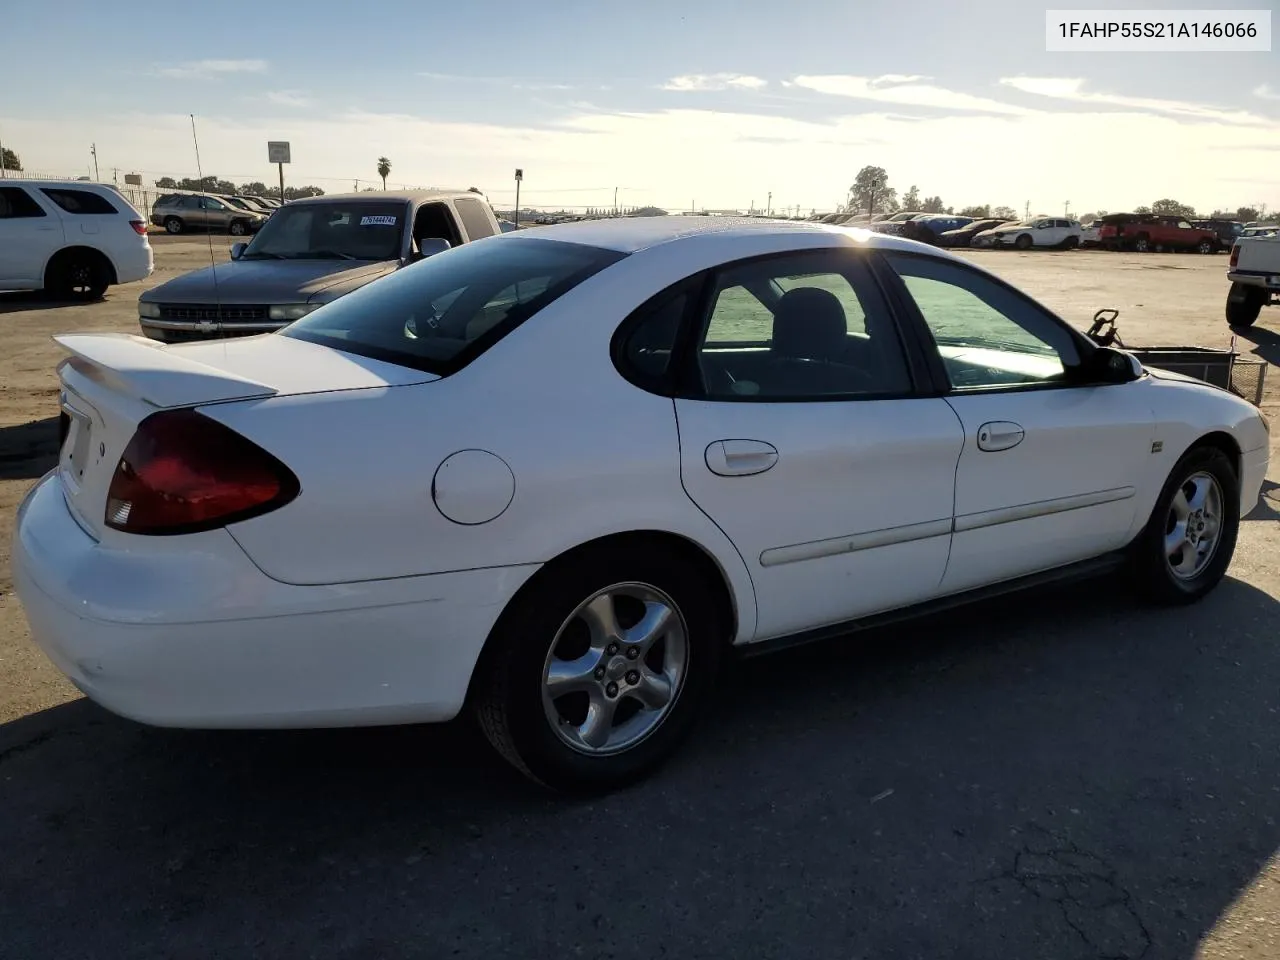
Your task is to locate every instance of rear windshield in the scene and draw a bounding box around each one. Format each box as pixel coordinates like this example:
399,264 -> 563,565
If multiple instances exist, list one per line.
283,237 -> 626,375
239,200 -> 409,261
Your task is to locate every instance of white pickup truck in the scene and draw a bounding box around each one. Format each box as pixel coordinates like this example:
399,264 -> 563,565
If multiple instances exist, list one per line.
1226,234 -> 1280,327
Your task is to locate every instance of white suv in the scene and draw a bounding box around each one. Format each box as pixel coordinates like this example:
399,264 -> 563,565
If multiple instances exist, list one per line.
0,179 -> 154,300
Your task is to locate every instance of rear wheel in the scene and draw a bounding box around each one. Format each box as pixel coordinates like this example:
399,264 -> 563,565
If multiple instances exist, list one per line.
229,219 -> 249,236
1133,235 -> 1151,252
473,543 -> 726,793
164,216 -> 184,234
1128,445 -> 1239,605
1226,282 -> 1266,328
1014,233 -> 1033,250
1063,235 -> 1080,250
1198,239 -> 1216,254
46,250 -> 109,301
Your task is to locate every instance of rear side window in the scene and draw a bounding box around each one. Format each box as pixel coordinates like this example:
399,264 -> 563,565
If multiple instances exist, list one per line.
0,187 -> 46,218
283,237 -> 626,375
41,188 -> 118,214
454,197 -> 494,240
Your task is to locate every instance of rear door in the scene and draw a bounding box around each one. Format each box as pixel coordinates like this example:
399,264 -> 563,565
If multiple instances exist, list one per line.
0,186 -> 62,286
876,250 -> 1154,594
658,248 -> 964,641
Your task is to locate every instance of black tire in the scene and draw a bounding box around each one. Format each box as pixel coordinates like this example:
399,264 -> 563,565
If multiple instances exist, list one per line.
47,251 -> 109,302
1014,233 -> 1033,250
1226,282 -> 1265,328
164,216 -> 184,234
229,219 -> 248,236
1063,235 -> 1080,250
1133,235 -> 1151,253
473,542 -> 727,793
1128,445 -> 1239,605
1197,239 -> 1216,254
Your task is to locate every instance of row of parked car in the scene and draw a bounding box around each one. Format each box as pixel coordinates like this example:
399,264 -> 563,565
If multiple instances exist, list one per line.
799,209 -> 1272,254
150,192 -> 283,236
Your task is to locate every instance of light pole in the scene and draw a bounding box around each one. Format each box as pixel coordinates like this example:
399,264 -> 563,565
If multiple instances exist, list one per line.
90,143 -> 99,181
767,191 -> 772,216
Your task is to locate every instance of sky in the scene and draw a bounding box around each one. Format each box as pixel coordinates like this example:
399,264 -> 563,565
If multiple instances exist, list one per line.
1,0 -> 1277,215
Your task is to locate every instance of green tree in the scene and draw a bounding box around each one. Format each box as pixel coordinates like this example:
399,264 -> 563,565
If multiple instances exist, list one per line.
155,176 -> 178,188
239,181 -> 270,196
901,184 -> 921,210
1151,198 -> 1196,218
1237,206 -> 1260,222
1134,205 -> 1152,214
376,156 -> 391,190
958,205 -> 990,218
921,195 -> 946,213
992,205 -> 1017,220
848,165 -> 897,216
1,147 -> 21,171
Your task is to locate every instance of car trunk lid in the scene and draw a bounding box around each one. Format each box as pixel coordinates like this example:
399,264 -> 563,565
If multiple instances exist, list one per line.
52,333 -> 436,538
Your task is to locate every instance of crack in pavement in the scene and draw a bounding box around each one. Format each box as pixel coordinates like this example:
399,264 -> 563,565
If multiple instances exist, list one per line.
977,824 -> 1153,959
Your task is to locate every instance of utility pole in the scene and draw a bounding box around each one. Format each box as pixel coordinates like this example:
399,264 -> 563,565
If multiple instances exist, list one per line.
1064,200 -> 1071,218
90,143 -> 99,181
0,126 -> 6,176
767,191 -> 772,216
1025,200 -> 1031,219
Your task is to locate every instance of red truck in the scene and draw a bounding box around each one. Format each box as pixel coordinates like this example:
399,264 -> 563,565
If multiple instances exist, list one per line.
1097,213 -> 1221,253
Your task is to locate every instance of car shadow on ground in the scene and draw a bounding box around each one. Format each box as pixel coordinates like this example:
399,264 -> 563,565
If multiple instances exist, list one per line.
0,416 -> 58,480
1232,325 -> 1280,367
0,291 -> 98,315
3,576 -> 1280,958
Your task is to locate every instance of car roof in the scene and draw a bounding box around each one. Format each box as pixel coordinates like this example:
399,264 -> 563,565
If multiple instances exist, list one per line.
0,178 -> 118,192
498,214 -> 965,256
287,189 -> 482,205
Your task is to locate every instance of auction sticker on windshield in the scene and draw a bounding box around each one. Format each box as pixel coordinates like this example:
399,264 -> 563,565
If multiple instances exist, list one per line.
361,215 -> 398,226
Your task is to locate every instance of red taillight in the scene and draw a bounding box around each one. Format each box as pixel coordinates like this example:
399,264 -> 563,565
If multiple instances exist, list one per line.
105,409 -> 299,535
129,219 -> 147,236
1229,244 -> 1240,268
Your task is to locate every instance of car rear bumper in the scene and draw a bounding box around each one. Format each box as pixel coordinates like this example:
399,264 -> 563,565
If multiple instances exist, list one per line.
12,472 -> 539,728
114,244 -> 154,284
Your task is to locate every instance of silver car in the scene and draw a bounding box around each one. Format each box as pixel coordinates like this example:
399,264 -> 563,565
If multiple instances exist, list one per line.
150,193 -> 267,236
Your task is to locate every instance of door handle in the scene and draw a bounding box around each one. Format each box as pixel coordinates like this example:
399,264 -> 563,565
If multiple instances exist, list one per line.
705,439 -> 779,477
976,421 -> 1024,452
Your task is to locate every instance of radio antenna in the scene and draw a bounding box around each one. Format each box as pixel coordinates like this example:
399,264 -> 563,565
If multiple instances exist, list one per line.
189,114 -> 223,335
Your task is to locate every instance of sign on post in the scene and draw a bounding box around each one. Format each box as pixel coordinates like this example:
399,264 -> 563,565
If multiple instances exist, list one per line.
267,141 -> 292,164
514,168 -> 523,181
123,173 -> 142,186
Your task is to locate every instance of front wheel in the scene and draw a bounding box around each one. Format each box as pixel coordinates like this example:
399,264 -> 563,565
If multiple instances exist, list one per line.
229,220 -> 248,236
1128,445 -> 1239,605
1226,282 -> 1265,328
473,543 -> 726,792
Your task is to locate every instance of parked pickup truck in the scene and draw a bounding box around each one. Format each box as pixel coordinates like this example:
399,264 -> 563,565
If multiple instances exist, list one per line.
137,190 -> 501,342
1226,234 -> 1280,328
1097,213 -> 1220,253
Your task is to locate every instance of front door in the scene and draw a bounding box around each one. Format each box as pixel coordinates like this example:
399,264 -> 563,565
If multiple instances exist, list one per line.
667,249 -> 965,641
878,250 -> 1155,595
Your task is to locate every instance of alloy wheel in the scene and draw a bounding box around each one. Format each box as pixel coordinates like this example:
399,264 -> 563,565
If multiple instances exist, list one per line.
1164,471 -> 1224,580
540,582 -> 688,756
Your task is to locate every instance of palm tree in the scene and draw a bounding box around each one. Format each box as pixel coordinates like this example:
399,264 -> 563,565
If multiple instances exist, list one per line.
376,157 -> 391,190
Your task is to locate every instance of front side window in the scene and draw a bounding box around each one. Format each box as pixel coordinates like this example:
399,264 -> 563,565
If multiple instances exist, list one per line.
882,252 -> 1081,390
240,201 -> 409,261
284,237 -> 625,374
453,197 -> 494,240
694,251 -> 912,399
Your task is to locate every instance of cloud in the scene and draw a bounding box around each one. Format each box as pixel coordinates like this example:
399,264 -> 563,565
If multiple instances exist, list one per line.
156,59 -> 267,80
791,74 -> 1029,115
1000,76 -> 1269,125
265,90 -> 312,108
1256,84 -> 1280,101
662,73 -> 767,92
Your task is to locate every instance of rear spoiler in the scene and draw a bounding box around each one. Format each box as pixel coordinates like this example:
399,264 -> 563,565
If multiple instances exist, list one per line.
53,333 -> 278,409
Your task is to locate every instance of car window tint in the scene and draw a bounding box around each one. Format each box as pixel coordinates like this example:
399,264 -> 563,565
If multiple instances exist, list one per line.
283,237 -> 625,375
617,287 -> 689,387
40,188 -> 117,215
696,251 -> 911,400
0,187 -> 47,218
883,252 -> 1080,390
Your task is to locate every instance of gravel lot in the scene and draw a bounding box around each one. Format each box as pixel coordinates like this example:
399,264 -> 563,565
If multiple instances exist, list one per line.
4,238 -> 1280,959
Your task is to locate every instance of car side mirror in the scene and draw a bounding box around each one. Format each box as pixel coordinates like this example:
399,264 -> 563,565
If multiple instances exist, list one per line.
1084,346 -> 1142,384
229,242 -> 247,260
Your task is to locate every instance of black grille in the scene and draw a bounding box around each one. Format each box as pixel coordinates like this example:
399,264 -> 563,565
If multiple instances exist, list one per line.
158,303 -> 269,322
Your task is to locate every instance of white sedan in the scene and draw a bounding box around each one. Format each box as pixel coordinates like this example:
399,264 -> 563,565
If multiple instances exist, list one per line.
972,217 -> 1084,250
13,218 -> 1270,792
